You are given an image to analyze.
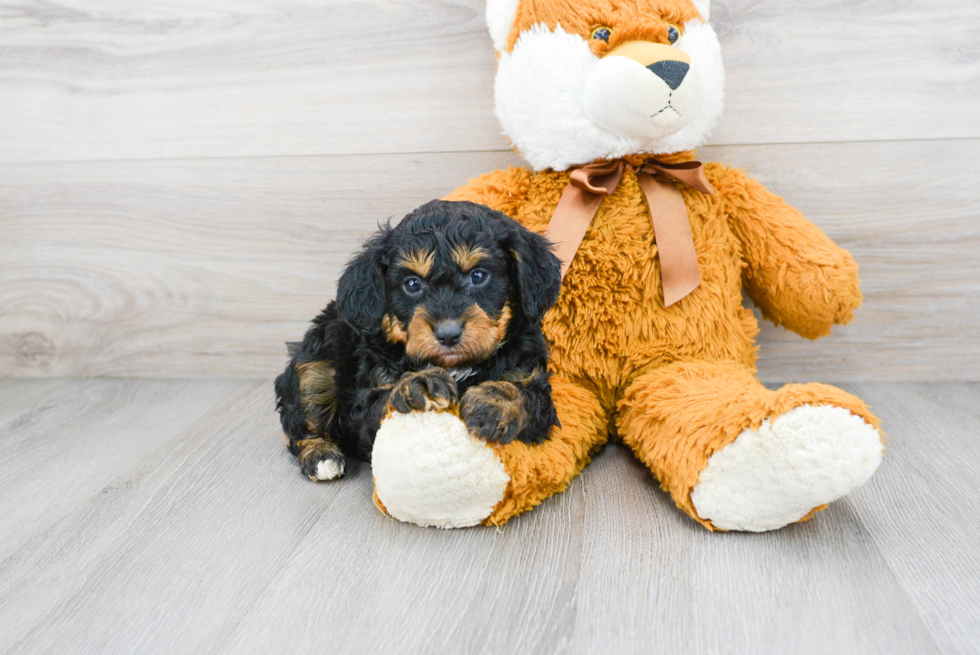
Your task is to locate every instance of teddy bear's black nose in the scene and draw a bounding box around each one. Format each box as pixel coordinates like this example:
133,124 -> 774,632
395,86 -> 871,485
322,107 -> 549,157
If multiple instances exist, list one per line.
434,321 -> 463,347
647,60 -> 690,90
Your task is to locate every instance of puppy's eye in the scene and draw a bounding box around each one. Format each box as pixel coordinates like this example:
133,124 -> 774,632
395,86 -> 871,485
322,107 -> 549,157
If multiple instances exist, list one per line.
403,277 -> 423,295
591,26 -> 612,42
469,269 -> 489,286
667,25 -> 680,45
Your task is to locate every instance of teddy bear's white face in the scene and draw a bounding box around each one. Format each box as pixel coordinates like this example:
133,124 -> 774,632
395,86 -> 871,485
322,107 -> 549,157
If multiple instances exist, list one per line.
488,0 -> 724,171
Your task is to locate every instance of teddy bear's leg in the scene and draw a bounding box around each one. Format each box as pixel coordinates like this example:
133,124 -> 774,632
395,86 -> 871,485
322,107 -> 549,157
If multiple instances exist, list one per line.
482,377 -> 609,525
372,377 -> 608,528
617,361 -> 884,532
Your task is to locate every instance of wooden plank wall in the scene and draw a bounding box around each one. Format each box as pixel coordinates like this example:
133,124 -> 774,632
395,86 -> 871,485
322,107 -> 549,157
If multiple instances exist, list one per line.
1,0 -> 978,380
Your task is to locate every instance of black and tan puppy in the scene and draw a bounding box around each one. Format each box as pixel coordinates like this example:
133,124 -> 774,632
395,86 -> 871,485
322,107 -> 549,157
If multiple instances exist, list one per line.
274,200 -> 562,481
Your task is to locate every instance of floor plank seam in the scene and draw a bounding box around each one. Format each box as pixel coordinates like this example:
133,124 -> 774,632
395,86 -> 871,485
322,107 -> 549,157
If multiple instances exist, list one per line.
2,135 -> 978,167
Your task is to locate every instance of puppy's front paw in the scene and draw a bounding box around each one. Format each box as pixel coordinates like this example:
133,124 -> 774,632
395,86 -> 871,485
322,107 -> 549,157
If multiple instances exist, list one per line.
297,438 -> 346,481
386,368 -> 459,414
460,381 -> 526,444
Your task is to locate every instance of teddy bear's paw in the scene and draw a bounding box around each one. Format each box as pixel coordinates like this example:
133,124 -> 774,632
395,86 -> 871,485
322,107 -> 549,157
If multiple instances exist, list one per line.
385,368 -> 459,414
690,404 -> 883,532
297,439 -> 346,482
372,411 -> 510,528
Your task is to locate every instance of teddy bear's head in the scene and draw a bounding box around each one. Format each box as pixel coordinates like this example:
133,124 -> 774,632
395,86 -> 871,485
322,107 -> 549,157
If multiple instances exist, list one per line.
487,0 -> 724,171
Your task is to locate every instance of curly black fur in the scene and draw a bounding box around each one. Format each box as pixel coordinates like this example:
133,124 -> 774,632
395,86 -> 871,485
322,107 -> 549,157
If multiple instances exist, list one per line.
274,200 -> 562,479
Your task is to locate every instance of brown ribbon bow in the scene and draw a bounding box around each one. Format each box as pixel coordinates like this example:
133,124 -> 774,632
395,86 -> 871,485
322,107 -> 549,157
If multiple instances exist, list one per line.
544,158 -> 715,307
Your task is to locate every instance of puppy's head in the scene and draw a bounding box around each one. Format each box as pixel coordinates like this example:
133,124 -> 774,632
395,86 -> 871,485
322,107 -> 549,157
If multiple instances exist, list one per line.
336,200 -> 560,368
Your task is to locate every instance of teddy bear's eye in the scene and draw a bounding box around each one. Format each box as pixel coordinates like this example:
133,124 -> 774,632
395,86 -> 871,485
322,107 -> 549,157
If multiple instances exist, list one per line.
591,26 -> 612,42
667,25 -> 681,45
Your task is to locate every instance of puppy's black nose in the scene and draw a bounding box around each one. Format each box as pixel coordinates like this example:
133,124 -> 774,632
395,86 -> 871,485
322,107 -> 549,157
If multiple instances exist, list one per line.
646,60 -> 689,91
433,321 -> 463,347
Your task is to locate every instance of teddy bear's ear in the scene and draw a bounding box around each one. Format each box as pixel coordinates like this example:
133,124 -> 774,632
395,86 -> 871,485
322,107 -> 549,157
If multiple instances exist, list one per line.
486,0 -> 521,52
692,0 -> 711,21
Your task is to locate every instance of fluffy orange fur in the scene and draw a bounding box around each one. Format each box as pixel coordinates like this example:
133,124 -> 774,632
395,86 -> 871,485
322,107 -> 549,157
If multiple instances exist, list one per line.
505,0 -> 702,52
447,153 -> 879,528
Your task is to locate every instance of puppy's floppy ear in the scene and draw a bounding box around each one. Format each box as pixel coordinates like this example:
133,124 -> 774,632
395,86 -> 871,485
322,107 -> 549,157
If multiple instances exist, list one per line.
500,215 -> 562,324
336,224 -> 391,332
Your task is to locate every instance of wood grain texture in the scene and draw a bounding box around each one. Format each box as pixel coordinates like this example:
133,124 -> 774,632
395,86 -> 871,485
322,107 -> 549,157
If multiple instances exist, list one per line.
0,379 -> 69,422
570,445 -> 939,655
0,379 -> 320,654
2,379 -> 978,654
844,382 -> 980,655
2,140 -> 977,380
219,458 -> 585,655
0,378 -> 254,560
0,0 -> 978,163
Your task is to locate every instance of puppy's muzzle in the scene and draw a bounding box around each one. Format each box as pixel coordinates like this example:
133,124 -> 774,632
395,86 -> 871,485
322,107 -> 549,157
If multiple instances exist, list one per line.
433,320 -> 464,347
406,304 -> 511,368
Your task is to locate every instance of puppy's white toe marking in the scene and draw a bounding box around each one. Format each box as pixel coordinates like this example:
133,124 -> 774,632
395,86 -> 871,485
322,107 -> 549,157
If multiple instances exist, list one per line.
691,404 -> 883,532
314,457 -> 344,481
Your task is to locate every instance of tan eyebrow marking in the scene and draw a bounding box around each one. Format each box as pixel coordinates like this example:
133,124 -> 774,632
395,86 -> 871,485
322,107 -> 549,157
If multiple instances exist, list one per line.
396,249 -> 435,277
451,244 -> 491,271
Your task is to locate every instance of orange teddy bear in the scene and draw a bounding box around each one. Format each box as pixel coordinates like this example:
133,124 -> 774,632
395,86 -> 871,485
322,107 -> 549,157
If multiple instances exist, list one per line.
370,0 -> 883,531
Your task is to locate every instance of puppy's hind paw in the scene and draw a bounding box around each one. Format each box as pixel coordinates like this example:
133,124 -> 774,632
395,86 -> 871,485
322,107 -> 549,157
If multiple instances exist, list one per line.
297,438 -> 347,481
309,455 -> 345,481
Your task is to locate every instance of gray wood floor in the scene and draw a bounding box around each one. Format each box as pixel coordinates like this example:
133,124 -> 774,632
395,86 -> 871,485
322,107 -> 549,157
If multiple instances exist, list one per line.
1,379 -> 978,655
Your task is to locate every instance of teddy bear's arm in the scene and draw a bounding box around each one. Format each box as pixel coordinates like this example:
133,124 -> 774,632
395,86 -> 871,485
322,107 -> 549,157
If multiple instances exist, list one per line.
444,166 -> 533,219
712,164 -> 863,340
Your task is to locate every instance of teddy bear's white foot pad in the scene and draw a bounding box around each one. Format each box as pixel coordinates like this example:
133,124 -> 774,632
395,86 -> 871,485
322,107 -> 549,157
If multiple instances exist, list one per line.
690,404 -> 883,532
372,411 -> 510,529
